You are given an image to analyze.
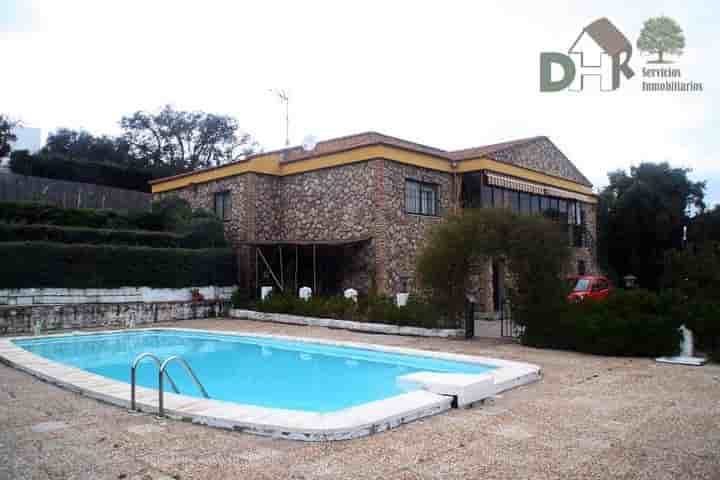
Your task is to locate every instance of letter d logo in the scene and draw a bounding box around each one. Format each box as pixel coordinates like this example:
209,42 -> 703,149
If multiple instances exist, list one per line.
540,53 -> 576,92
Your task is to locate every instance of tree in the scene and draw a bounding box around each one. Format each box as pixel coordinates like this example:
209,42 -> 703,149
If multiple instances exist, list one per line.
688,205 -> 720,246
637,16 -> 685,64
417,208 -> 570,326
598,162 -> 705,289
120,105 -> 259,171
0,115 -> 19,159
42,128 -> 135,166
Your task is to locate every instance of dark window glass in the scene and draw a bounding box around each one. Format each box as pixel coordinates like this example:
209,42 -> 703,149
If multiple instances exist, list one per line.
481,184 -> 493,208
213,191 -> 231,221
492,187 -> 503,208
502,189 -> 512,210
531,195 -> 541,214
559,199 -> 568,222
405,179 -> 439,216
540,196 -> 550,212
405,180 -> 420,213
510,191 -> 520,213
519,192 -> 531,215
548,198 -> 559,218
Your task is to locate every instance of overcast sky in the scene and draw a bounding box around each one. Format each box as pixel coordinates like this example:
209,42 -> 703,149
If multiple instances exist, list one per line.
2,0 -> 718,206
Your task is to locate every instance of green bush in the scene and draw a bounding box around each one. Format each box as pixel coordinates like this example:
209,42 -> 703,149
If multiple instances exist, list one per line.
0,223 -> 183,248
0,201 -> 136,229
244,291 -> 447,329
684,302 -> 720,362
0,242 -> 236,288
0,199 -> 228,248
522,289 -> 682,357
417,208 -> 570,328
8,152 -> 164,192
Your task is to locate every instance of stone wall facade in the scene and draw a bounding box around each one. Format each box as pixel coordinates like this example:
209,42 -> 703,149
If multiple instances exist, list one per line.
378,160 -> 453,294
154,175 -> 249,247
0,301 -> 225,335
152,157 -> 597,299
489,137 -> 592,187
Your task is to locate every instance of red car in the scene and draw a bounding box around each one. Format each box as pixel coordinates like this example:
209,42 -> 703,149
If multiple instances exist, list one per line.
567,275 -> 613,302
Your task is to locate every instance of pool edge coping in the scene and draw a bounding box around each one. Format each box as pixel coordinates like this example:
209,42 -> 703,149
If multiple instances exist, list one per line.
0,327 -> 542,441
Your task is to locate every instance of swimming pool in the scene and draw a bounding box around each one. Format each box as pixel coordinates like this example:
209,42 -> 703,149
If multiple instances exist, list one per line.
0,328 -> 541,440
13,330 -> 495,412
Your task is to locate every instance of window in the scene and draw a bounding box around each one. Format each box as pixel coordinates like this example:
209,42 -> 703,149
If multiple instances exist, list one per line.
519,192 -> 531,215
492,187 -> 503,208
510,191 -> 520,213
405,179 -> 439,216
481,184 -> 493,208
213,191 -> 231,221
531,194 -> 541,214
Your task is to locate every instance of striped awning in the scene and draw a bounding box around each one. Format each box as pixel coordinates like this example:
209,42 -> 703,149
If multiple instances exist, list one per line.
485,172 -> 592,202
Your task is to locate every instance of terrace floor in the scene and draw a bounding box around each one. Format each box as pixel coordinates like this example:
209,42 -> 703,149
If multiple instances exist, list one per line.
1,318 -> 719,479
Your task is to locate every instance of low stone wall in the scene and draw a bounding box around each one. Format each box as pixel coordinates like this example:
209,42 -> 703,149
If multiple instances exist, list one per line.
0,301 -> 225,335
230,309 -> 463,338
0,286 -> 236,306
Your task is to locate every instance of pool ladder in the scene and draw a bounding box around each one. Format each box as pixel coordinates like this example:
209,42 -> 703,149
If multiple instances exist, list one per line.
130,353 -> 209,417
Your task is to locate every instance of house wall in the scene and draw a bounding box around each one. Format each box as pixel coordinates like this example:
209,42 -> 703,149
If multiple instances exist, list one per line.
153,175 -> 250,247
278,161 -> 375,241
377,160 -> 454,295
151,157 -> 597,300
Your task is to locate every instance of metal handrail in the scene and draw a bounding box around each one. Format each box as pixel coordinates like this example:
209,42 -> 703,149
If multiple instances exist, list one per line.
158,355 -> 209,417
130,353 -> 180,411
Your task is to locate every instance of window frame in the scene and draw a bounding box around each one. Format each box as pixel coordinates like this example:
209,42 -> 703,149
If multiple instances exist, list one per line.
404,179 -> 440,216
213,190 -> 231,222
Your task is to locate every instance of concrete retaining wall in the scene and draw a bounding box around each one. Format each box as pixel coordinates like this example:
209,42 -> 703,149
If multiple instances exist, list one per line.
0,286 -> 236,306
230,309 -> 463,338
0,301 -> 225,335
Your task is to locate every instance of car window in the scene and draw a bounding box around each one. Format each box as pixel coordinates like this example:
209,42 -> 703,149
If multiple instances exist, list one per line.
573,279 -> 590,292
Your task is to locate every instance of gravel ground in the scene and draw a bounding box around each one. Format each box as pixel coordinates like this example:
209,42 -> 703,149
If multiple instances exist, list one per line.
1,318 -> 719,479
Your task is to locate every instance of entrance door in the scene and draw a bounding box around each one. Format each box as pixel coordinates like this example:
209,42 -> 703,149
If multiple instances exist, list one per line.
492,261 -> 505,312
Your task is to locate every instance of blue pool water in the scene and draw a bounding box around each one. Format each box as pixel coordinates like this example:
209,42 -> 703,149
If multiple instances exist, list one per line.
14,330 -> 495,412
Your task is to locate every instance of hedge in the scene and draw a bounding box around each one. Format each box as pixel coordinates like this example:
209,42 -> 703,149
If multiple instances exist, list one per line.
0,201 -> 137,229
236,292 -> 450,329
0,223 -> 226,249
522,289 -> 682,357
8,152 -> 180,192
0,242 -> 236,288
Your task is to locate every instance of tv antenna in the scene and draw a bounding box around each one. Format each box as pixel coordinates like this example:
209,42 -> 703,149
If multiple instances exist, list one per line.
269,89 -> 290,146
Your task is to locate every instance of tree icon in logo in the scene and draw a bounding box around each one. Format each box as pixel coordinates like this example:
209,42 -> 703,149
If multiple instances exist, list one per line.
637,16 -> 685,64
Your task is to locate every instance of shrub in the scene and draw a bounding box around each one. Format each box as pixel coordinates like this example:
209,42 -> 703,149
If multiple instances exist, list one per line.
417,209 -> 570,328
522,289 -> 683,357
0,223 -> 183,248
251,292 -> 447,328
0,201 -> 135,229
0,199 -> 228,248
0,242 -> 236,288
684,302 -> 720,362
9,152 -> 158,192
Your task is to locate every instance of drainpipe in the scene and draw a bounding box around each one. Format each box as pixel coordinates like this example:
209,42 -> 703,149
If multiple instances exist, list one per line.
450,160 -> 460,214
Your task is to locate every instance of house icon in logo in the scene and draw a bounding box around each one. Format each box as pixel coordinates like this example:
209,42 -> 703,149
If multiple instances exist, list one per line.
540,18 -> 635,92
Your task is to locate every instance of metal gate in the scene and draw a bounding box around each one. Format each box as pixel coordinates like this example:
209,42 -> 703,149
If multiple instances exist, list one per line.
500,299 -> 522,338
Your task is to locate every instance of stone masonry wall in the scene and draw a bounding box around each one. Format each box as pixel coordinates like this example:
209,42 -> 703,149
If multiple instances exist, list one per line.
278,161 -> 375,241
154,175 -> 249,247
489,137 -> 591,186
378,160 -> 454,295
151,158 -> 598,298
0,301 -> 225,335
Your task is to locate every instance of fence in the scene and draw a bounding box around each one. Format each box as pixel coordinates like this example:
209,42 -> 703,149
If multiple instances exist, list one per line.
0,171 -> 150,211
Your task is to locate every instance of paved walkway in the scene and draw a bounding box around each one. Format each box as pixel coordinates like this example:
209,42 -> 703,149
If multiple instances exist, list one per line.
1,319 -> 719,479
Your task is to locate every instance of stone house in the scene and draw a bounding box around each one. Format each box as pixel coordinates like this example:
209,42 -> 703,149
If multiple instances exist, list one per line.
151,132 -> 598,313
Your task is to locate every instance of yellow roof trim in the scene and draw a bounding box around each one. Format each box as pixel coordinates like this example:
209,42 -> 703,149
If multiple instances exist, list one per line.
151,145 -> 595,202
